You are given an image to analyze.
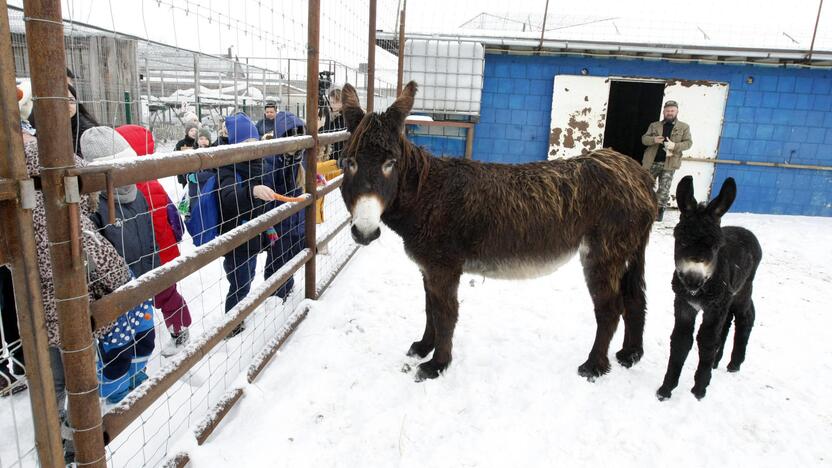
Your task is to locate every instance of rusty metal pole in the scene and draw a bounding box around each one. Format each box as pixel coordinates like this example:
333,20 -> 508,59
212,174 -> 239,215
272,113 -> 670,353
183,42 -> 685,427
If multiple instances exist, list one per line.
305,0 -> 320,299
396,1 -> 406,96
0,2 -> 65,466
808,0 -> 824,62
538,0 -> 550,51
22,1 -> 107,466
367,0 -> 376,112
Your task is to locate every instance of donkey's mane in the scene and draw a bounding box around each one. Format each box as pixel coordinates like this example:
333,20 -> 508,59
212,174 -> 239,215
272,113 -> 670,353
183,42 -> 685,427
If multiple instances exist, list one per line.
398,135 -> 431,199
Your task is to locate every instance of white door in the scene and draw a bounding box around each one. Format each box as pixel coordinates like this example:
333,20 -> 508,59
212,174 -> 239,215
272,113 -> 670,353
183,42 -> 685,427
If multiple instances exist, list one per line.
662,80 -> 729,205
548,75 -> 610,159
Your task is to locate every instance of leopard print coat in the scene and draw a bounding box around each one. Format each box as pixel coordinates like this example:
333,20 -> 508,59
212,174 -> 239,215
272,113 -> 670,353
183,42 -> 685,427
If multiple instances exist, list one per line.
23,140 -> 131,347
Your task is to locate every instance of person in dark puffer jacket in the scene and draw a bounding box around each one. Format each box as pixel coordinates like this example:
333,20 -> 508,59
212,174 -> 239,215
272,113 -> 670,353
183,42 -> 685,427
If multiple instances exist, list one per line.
174,123 -> 199,185
217,113 -> 281,337
82,127 -> 160,402
261,110 -> 307,299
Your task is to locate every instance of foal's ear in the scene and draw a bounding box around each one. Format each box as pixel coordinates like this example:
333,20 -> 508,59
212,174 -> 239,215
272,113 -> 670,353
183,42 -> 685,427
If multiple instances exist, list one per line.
676,175 -> 697,214
383,81 -> 417,133
341,83 -> 365,134
707,177 -> 736,218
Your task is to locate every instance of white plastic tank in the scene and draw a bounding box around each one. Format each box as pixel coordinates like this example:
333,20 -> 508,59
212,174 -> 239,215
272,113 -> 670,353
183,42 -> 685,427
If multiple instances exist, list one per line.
404,39 -> 484,115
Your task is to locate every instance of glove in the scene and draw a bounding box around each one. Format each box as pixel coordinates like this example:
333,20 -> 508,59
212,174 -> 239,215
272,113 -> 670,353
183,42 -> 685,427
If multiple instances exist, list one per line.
663,140 -> 676,151
265,227 -> 279,246
177,198 -> 190,215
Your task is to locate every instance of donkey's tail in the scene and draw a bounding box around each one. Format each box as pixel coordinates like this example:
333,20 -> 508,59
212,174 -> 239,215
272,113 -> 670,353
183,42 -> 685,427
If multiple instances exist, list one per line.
621,237 -> 648,313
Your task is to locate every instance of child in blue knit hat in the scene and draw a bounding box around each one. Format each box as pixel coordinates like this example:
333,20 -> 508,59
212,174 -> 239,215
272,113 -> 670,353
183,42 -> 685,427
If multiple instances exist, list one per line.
217,113 -> 281,337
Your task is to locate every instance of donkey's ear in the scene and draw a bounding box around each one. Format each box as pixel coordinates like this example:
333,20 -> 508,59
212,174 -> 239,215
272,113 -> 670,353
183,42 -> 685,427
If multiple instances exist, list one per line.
676,175 -> 697,214
341,83 -> 365,134
383,81 -> 417,132
707,177 -> 736,218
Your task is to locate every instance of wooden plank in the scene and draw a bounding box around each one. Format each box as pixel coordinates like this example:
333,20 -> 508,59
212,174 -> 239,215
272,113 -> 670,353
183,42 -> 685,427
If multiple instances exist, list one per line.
194,388 -> 245,446
162,452 -> 190,468
247,306 -> 310,383
405,119 -> 475,128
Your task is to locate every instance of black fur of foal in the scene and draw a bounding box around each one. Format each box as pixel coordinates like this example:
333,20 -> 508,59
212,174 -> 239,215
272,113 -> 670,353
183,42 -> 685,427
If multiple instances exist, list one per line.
657,176 -> 762,401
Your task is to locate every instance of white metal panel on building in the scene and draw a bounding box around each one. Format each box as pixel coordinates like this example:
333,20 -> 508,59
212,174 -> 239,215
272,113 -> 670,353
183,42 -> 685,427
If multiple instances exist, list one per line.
662,80 -> 729,204
548,75 -> 610,159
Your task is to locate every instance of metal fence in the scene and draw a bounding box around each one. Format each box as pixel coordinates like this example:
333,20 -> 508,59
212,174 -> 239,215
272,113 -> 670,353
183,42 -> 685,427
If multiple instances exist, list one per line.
0,0 -> 392,466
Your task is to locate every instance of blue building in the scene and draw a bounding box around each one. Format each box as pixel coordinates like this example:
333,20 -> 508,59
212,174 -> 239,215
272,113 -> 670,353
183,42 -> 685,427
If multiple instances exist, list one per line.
396,35 -> 832,217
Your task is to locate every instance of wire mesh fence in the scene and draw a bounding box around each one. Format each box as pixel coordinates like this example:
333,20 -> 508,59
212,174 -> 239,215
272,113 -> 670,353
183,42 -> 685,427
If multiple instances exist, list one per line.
0,266 -> 36,468
1,0 -> 379,466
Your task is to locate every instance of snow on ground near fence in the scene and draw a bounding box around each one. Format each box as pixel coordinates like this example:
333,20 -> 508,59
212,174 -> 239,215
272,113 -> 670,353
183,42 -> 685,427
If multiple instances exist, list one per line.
183,212 -> 832,467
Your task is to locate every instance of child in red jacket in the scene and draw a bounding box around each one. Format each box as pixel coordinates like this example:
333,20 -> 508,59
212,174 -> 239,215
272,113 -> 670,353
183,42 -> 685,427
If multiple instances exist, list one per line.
116,125 -> 193,356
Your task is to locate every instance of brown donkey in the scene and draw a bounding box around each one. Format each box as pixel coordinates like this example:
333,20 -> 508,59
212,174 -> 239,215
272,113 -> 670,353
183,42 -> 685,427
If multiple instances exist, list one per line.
340,81 -> 657,381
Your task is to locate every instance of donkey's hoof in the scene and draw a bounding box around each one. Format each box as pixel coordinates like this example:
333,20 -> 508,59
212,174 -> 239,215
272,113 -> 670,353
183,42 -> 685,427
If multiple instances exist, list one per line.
615,348 -> 644,368
726,362 -> 741,372
691,386 -> 707,400
577,360 -> 610,381
406,341 -> 433,359
414,360 -> 448,382
656,387 -> 672,401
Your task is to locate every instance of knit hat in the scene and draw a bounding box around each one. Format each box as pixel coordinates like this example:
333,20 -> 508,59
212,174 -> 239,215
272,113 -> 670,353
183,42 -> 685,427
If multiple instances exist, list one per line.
80,126 -> 139,163
274,111 -> 305,138
184,122 -> 199,138
116,124 -> 155,156
81,126 -> 139,203
225,113 -> 259,144
198,128 -> 212,141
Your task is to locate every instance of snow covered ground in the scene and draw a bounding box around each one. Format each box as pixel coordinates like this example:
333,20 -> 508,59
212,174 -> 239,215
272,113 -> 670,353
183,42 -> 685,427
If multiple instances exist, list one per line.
181,212 -> 832,467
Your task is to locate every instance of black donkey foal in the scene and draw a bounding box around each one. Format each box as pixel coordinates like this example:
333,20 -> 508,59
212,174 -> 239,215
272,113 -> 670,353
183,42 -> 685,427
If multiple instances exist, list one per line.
657,176 -> 762,401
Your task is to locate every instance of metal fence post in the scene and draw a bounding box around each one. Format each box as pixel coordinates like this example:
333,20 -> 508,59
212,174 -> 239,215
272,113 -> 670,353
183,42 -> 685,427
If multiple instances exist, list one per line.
0,1 -> 65,466
194,53 -> 201,120
367,0 -> 376,112
305,0 -> 320,299
22,0 -> 107,466
123,91 -> 132,124
396,1 -> 406,96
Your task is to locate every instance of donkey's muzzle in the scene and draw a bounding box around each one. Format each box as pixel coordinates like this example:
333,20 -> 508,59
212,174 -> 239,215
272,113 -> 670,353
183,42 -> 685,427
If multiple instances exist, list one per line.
351,224 -> 381,246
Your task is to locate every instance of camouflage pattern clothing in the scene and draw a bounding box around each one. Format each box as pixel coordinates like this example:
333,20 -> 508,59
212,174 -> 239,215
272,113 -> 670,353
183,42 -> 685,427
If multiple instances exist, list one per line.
649,160 -> 675,209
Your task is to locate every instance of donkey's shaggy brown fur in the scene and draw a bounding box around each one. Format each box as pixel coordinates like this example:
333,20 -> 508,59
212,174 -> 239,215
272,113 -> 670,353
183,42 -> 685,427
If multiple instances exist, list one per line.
341,81 -> 657,381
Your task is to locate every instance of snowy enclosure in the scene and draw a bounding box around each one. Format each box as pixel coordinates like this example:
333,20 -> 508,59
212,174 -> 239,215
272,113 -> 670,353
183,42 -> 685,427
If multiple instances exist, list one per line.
3,1 -> 832,467
183,213 -> 832,467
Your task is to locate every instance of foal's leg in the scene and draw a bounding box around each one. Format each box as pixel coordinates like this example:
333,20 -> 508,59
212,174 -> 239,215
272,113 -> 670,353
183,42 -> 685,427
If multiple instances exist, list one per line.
407,273 -> 436,358
712,311 -> 733,369
727,299 -> 755,372
691,309 -> 729,400
578,260 -> 625,380
415,266 -> 461,381
657,297 -> 697,401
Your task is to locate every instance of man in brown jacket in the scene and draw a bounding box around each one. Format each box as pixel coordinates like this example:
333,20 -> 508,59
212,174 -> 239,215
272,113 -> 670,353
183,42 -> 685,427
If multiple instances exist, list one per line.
641,100 -> 693,221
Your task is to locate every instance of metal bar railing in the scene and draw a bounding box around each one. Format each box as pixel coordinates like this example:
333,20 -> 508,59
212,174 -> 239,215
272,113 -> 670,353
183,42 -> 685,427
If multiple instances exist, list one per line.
23,0 -> 106,465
